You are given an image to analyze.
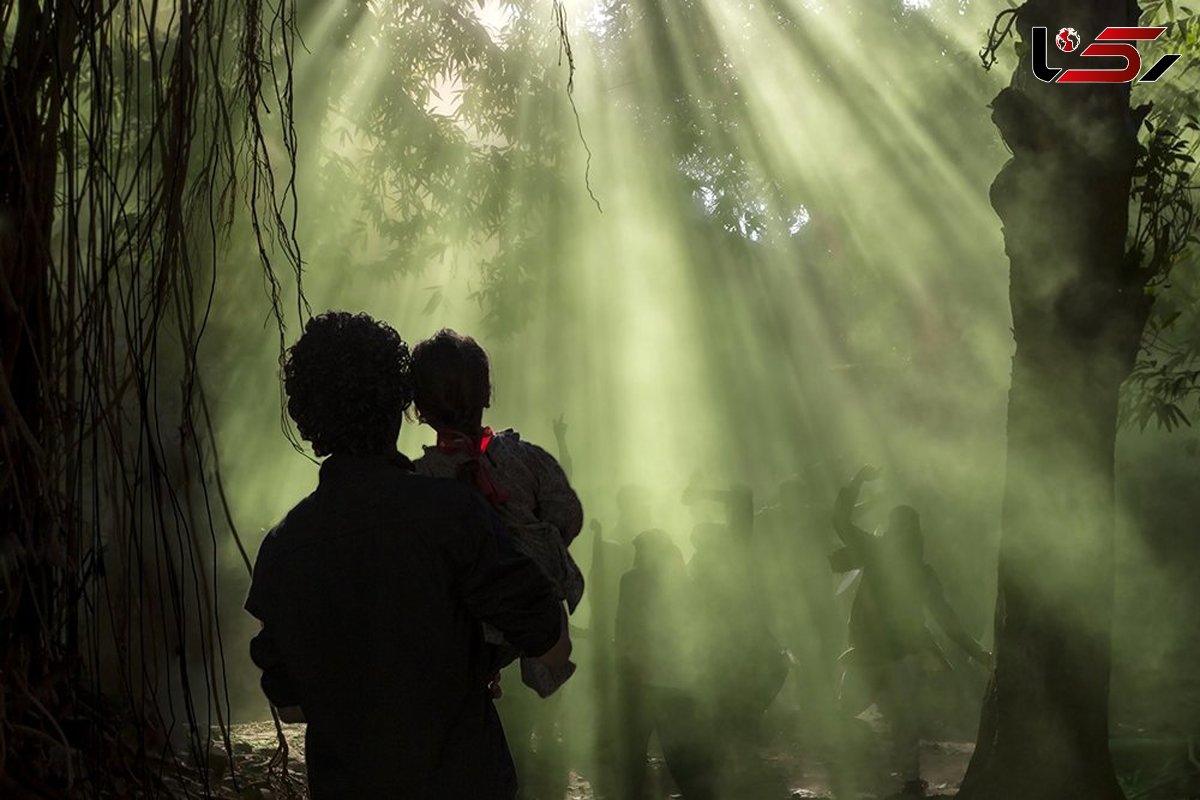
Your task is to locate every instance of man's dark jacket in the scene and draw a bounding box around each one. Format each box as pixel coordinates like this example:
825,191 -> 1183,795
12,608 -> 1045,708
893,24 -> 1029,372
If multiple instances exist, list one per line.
245,452 -> 562,799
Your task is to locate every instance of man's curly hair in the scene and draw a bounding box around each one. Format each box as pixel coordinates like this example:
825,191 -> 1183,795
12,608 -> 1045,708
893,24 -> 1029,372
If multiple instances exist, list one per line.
283,311 -> 412,457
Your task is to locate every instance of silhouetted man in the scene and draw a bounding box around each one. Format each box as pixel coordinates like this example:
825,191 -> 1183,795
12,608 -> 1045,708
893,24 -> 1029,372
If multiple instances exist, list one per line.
615,529 -> 716,800
245,311 -> 570,800
830,466 -> 990,798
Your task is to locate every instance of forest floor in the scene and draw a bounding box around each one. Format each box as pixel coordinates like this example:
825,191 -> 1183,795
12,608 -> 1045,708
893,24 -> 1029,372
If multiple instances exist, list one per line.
217,721 -> 971,799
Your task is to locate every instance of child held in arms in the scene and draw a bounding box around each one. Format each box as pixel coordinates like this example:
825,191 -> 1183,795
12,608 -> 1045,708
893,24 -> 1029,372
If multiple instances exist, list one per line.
410,329 -> 584,697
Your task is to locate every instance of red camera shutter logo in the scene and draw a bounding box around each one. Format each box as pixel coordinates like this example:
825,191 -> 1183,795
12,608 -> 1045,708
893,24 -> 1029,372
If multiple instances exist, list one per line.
1032,26 -> 1181,84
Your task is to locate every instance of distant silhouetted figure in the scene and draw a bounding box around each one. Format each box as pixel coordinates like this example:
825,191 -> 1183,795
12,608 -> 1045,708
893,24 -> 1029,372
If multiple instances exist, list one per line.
410,328 -> 585,698
830,466 -> 992,798
755,477 -> 844,745
587,484 -> 653,795
245,311 -> 569,800
684,485 -> 788,749
616,530 -> 717,800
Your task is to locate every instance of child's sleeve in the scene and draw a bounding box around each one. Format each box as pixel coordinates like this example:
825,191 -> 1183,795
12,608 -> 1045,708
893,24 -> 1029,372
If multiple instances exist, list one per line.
523,442 -> 585,545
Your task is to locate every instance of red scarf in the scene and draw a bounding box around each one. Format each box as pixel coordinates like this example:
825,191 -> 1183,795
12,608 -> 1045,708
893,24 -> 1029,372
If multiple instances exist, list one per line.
435,426 -> 510,506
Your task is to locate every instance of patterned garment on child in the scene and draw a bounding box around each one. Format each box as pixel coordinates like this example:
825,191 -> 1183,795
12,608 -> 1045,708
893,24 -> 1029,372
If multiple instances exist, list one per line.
415,428 -> 584,697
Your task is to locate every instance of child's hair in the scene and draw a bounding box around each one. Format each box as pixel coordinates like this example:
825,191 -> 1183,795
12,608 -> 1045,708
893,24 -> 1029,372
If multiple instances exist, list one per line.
410,328 -> 491,433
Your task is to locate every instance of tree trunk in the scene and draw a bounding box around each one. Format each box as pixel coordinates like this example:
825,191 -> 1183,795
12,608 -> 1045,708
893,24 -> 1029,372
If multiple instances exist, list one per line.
1,0 -> 75,681
959,2 -> 1152,798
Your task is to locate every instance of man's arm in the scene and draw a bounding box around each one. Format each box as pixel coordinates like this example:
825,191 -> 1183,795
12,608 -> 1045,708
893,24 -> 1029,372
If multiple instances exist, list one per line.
832,466 -> 879,554
450,493 -> 570,666
245,535 -> 303,711
552,414 -> 573,480
926,568 -> 993,668
681,484 -> 755,542
248,625 -> 304,711
828,546 -> 860,574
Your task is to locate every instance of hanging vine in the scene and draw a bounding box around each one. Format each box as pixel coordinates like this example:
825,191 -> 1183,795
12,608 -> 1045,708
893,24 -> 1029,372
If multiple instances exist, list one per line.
1,0 -> 304,794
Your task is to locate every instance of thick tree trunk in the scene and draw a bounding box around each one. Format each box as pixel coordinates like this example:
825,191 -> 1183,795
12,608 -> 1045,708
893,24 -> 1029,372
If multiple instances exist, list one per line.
959,2 -> 1152,798
1,0 -> 74,677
